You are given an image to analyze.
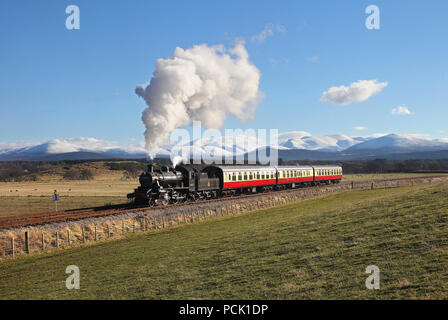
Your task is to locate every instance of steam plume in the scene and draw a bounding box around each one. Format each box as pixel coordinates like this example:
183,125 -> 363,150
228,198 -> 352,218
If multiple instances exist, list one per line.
136,43 -> 263,157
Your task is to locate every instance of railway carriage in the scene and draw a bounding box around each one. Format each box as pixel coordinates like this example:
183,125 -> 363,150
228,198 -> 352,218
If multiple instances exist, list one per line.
313,166 -> 343,184
276,166 -> 314,187
203,166 -> 277,194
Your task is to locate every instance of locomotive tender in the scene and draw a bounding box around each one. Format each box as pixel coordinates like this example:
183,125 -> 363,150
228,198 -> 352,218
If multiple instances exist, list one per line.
127,164 -> 343,206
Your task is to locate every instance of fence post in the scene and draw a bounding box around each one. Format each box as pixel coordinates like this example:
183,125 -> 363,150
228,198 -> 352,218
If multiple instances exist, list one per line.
94,225 -> 97,241
11,238 -> 15,257
162,216 -> 166,228
56,231 -> 59,248
183,212 -> 187,223
82,227 -> 85,243
371,182 -> 374,190
351,181 -> 354,189
41,233 -> 45,250
133,221 -> 135,233
153,217 -> 157,229
67,230 -> 71,245
24,231 -> 29,254
122,221 -> 125,235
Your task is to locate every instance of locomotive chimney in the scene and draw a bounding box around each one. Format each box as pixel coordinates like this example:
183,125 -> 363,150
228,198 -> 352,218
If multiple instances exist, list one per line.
148,163 -> 153,173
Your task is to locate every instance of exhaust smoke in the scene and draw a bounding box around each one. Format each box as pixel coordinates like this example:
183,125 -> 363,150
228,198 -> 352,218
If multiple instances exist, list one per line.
135,42 -> 263,158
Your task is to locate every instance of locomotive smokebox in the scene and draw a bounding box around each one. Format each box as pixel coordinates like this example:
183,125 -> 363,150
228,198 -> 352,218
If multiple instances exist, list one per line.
147,163 -> 154,173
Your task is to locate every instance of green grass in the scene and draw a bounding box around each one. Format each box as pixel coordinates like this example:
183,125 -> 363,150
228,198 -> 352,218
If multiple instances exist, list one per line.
0,183 -> 447,299
342,172 -> 448,181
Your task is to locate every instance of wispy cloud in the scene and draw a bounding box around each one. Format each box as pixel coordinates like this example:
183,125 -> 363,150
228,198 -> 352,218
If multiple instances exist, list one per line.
353,126 -> 367,131
251,23 -> 286,43
391,105 -> 413,115
306,56 -> 319,63
320,79 -> 388,105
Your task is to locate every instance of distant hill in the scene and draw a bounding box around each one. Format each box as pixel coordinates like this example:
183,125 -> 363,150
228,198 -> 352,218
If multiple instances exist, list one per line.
1,133 -> 448,161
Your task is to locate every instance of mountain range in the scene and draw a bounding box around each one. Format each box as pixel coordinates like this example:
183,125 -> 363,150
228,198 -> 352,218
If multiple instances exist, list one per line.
1,133 -> 448,162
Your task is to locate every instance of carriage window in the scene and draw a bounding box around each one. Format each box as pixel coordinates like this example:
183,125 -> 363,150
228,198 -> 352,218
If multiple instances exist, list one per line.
257,173 -> 260,179
238,174 -> 242,181
249,173 -> 253,180
261,173 -> 265,179
232,174 -> 236,181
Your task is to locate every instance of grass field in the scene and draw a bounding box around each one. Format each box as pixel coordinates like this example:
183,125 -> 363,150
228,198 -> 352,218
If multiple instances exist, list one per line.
342,172 -> 448,181
0,196 -> 127,217
0,161 -> 138,216
0,182 -> 447,299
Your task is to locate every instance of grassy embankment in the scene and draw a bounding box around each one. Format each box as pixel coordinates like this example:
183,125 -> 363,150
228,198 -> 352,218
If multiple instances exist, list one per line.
0,181 -> 447,299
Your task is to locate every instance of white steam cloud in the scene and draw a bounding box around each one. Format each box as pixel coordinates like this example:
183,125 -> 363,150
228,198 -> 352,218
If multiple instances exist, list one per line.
136,43 -> 263,157
321,79 -> 388,105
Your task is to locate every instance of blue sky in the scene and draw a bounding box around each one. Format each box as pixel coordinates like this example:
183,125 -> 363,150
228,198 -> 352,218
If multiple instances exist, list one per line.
1,0 -> 447,145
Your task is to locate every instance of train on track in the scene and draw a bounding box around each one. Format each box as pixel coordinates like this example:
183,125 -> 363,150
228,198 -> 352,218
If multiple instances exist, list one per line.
127,164 -> 343,206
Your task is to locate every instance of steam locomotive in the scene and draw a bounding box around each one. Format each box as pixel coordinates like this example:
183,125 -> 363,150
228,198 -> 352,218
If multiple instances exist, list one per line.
127,163 -> 343,206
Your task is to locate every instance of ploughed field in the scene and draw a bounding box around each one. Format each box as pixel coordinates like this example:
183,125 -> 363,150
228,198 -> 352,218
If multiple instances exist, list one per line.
0,182 -> 447,299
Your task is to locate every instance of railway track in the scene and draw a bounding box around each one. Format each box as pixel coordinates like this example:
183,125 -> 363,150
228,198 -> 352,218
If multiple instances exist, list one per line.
1,175 -> 446,230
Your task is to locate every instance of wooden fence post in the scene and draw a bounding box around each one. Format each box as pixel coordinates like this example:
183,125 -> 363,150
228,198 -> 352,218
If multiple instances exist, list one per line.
153,217 -> 157,229
24,231 -> 29,254
133,221 -> 136,233
183,212 -> 187,223
82,227 -> 85,243
162,216 -> 166,228
11,238 -> 15,257
94,225 -> 97,241
41,233 -> 45,250
56,231 -> 59,248
67,230 -> 71,245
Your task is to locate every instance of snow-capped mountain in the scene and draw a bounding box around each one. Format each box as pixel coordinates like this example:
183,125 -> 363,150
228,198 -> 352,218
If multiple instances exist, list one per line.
276,132 -> 370,151
1,133 -> 448,161
346,134 -> 448,151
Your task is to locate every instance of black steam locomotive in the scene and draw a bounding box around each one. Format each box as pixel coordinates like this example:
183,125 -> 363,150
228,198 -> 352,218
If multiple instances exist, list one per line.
127,163 -> 343,206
